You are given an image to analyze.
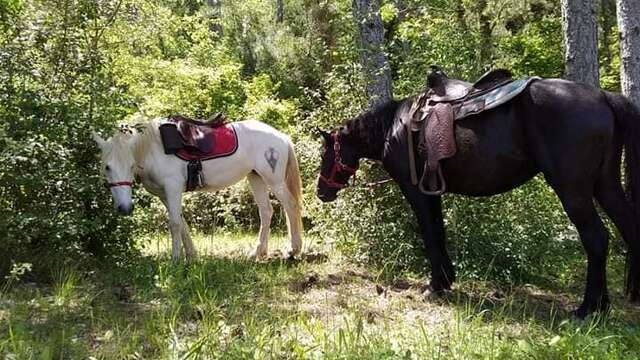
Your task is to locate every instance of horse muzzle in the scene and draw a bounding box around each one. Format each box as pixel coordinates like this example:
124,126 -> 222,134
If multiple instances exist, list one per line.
317,189 -> 338,203
117,203 -> 134,216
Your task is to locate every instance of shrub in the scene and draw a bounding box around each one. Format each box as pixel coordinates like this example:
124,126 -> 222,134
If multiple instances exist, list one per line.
0,1 -> 140,279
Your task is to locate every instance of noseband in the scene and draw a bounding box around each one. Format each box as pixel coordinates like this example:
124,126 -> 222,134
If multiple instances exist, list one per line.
319,133 -> 358,189
105,181 -> 134,188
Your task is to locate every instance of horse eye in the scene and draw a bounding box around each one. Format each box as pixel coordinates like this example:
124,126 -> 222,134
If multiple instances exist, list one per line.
105,165 -> 111,171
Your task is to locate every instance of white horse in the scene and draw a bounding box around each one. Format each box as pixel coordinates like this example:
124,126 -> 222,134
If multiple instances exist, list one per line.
93,118 -> 304,262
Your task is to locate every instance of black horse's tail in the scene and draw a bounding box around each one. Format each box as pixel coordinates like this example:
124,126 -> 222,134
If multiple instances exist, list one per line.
604,91 -> 640,299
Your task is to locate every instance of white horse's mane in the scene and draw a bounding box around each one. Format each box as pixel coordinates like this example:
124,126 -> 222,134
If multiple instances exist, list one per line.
132,119 -> 161,165
107,118 -> 162,167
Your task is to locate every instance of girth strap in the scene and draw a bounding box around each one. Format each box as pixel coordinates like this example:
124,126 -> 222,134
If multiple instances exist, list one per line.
186,160 -> 204,191
407,122 -> 419,186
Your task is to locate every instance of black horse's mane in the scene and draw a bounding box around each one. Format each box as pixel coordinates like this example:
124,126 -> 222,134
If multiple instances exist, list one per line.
339,99 -> 403,157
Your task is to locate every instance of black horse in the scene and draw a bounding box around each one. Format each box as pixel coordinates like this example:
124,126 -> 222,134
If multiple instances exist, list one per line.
316,78 -> 640,318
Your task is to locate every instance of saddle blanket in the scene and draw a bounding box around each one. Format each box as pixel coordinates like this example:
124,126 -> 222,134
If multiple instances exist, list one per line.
174,123 -> 238,161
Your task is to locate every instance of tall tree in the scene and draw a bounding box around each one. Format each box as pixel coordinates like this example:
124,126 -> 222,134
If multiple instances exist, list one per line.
353,0 -> 392,106
616,0 -> 640,106
561,0 -> 599,87
276,0 -> 284,23
306,0 -> 338,72
207,0 -> 223,36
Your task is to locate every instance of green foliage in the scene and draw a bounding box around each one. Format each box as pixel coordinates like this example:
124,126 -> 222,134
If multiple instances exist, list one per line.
445,177 -> 580,283
0,0 -> 627,287
115,57 -> 247,119
0,0 -> 140,277
244,74 -> 299,129
496,15 -> 564,78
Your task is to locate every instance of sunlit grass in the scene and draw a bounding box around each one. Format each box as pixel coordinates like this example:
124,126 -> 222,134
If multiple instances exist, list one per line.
1,233 -> 639,359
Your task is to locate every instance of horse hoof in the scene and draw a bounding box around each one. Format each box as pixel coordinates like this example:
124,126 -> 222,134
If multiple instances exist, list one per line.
570,303 -> 609,320
286,248 -> 302,260
570,308 -> 590,321
249,249 -> 268,260
422,286 -> 453,302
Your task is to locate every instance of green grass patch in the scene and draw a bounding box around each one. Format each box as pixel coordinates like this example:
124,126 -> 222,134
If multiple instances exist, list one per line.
1,233 -> 639,359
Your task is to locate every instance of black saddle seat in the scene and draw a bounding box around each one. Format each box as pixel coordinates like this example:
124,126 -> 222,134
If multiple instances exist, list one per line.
427,66 -> 513,102
170,112 -> 226,127
168,113 -> 227,153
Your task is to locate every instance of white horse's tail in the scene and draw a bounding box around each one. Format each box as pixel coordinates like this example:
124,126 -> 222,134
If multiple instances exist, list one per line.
285,140 -> 304,234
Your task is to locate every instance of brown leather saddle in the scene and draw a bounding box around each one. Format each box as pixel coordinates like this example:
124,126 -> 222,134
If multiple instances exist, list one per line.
404,66 -> 537,195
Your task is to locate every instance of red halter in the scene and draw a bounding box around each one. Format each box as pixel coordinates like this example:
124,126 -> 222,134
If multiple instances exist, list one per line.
319,133 -> 358,189
105,181 -> 134,188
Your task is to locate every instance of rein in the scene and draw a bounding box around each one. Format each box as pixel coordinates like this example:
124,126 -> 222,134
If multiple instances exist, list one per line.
319,133 -> 358,189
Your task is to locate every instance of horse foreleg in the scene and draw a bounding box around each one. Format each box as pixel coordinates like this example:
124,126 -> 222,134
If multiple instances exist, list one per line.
420,196 -> 455,292
248,173 -> 273,259
163,188 -> 184,263
399,183 -> 455,292
181,216 -> 197,260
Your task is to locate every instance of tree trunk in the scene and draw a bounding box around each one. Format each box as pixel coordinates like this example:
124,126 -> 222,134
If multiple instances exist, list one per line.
306,0 -> 337,72
276,0 -> 284,23
353,0 -> 393,106
207,0 -> 223,36
561,0 -> 599,87
616,0 -> 640,106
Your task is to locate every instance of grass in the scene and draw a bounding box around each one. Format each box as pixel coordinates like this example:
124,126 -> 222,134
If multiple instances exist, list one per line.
1,232 -> 640,359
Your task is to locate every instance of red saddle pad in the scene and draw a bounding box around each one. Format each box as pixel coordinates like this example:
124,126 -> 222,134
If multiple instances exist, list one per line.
175,124 -> 238,161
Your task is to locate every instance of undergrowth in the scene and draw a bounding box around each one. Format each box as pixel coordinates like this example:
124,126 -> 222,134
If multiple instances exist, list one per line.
1,233 -> 639,359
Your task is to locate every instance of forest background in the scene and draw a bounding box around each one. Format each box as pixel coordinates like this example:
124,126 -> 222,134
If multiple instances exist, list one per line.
0,0 -> 629,289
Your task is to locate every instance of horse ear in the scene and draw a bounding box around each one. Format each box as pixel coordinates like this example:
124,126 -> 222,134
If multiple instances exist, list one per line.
312,127 -> 322,138
92,131 -> 107,150
119,123 -> 135,135
318,129 -> 331,141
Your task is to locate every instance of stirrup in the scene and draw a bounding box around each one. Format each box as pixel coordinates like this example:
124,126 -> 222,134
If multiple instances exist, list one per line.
418,164 -> 446,196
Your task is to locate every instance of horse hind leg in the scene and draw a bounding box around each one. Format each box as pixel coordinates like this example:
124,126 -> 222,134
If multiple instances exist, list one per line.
595,176 -> 640,302
270,182 -> 303,258
248,172 -> 273,259
554,186 -> 610,318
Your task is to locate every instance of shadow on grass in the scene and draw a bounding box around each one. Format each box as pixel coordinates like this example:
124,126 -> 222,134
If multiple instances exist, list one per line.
426,277 -> 640,329
100,252 -> 319,320
1,251 -> 324,358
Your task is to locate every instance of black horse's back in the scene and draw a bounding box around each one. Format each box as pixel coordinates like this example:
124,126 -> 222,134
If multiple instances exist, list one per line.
438,79 -> 617,196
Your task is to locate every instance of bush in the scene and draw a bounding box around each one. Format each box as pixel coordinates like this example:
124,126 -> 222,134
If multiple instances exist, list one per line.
0,1 -> 140,279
